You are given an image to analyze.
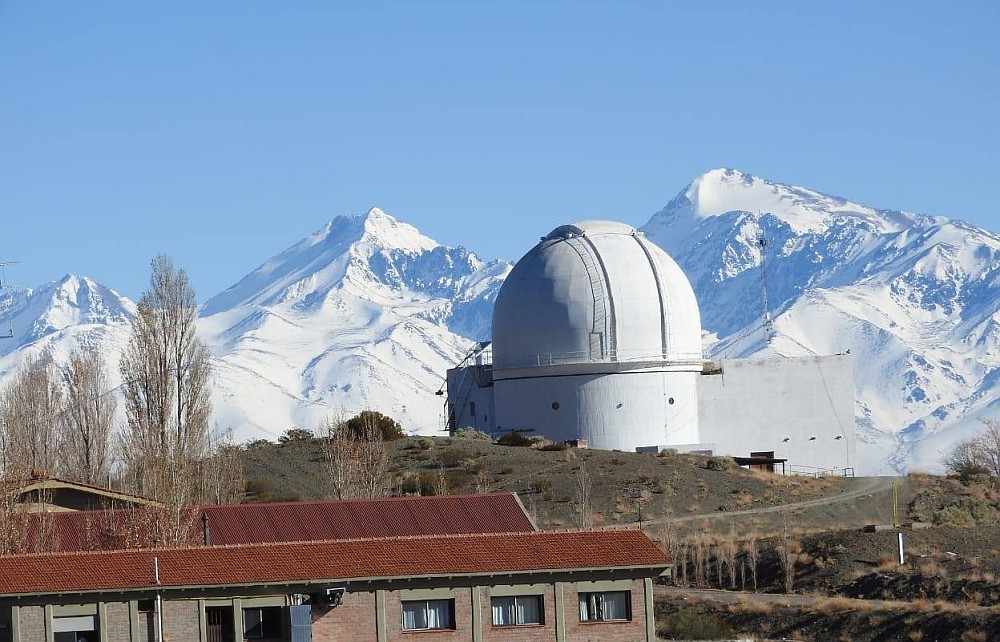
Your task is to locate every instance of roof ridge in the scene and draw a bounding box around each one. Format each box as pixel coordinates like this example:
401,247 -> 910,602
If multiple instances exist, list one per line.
0,527 -> 644,561
201,491 -> 517,510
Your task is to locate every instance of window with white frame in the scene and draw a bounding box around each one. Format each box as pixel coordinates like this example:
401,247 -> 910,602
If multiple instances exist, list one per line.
491,595 -> 543,626
578,591 -> 631,622
401,599 -> 455,631
244,606 -> 282,639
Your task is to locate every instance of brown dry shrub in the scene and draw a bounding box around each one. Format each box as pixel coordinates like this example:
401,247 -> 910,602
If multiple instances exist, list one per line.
875,553 -> 897,571
811,596 -> 873,615
729,595 -> 773,614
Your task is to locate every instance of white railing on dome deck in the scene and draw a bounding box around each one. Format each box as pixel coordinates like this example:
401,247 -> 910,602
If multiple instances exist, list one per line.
532,349 -> 705,367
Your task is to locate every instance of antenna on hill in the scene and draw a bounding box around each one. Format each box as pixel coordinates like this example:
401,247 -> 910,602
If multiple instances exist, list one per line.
0,259 -> 18,339
756,218 -> 774,346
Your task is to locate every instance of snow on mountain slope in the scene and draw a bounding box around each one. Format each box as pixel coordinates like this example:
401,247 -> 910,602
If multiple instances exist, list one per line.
3,173 -> 996,474
643,168 -> 1000,474
199,208 -> 510,439
0,275 -> 135,382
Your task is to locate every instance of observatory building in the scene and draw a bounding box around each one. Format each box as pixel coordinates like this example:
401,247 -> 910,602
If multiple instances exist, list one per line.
446,220 -> 856,473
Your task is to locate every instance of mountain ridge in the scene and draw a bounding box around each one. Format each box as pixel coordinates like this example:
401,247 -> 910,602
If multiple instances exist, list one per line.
2,173 -> 998,473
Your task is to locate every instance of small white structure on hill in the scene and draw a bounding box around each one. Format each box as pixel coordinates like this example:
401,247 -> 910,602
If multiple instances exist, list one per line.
446,220 -> 856,473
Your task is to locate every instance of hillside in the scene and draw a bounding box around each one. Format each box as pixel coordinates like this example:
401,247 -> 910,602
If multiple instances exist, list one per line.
241,433 -> 894,531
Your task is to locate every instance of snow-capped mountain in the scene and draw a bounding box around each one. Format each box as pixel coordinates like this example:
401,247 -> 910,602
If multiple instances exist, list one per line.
198,208 -> 509,439
0,275 -> 135,380
642,169 -> 1000,474
2,174 -> 997,474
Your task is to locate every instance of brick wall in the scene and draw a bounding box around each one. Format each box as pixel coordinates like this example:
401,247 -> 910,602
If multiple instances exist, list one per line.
102,602 -> 131,642
16,606 -> 43,642
161,600 -> 199,642
311,591 -> 377,642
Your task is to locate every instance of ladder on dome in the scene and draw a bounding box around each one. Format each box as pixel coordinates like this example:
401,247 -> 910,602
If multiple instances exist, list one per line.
566,237 -> 608,360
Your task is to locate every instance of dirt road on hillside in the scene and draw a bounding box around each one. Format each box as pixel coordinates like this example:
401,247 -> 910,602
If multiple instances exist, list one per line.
642,476 -> 898,529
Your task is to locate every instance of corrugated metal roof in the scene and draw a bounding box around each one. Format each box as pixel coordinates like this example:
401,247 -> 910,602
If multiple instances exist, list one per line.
33,493 -> 536,552
203,493 -> 536,543
0,529 -> 669,597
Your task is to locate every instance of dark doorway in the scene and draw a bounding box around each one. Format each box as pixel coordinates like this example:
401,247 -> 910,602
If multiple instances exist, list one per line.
206,606 -> 235,642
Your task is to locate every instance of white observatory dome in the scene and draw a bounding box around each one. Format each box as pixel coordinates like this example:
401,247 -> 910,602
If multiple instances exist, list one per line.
492,220 -> 702,370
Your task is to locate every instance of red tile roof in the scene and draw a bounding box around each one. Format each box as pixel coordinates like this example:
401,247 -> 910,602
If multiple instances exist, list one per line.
0,529 -> 669,597
201,493 -> 537,543
36,493 -> 536,552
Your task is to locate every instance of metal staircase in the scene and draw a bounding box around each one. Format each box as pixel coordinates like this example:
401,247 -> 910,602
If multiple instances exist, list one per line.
444,343 -> 493,431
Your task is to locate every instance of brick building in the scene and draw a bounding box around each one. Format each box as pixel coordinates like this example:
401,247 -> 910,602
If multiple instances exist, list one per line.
0,529 -> 669,642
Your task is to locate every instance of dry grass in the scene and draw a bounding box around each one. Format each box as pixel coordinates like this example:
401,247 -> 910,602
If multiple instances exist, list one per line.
729,594 -> 773,614
875,552 -> 898,571
810,596 -> 876,614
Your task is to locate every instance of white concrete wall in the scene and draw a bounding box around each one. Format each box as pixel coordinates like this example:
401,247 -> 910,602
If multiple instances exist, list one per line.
698,355 -> 856,472
494,370 -> 699,451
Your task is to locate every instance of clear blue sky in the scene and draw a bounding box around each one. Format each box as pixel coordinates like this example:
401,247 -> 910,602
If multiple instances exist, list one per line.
2,2 -> 997,301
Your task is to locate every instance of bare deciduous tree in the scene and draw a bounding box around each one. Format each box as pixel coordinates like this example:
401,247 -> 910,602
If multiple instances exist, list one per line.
60,347 -> 115,485
775,517 -> 798,593
719,529 -> 739,589
743,531 -> 760,591
320,412 -> 388,500
1,358 -> 63,476
573,461 -> 593,528
0,460 -> 31,555
199,437 -> 245,505
118,254 -> 213,545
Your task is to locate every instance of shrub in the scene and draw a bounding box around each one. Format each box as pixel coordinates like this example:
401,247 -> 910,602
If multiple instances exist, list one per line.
400,472 -> 439,496
277,428 -> 314,445
497,431 -> 533,447
530,479 -> 553,495
345,410 -> 405,440
656,608 -> 734,640
438,446 -> 472,468
416,438 -> 434,450
538,442 -> 567,452
705,456 -> 736,471
244,478 -> 301,503
453,428 -> 491,441
932,498 -> 998,526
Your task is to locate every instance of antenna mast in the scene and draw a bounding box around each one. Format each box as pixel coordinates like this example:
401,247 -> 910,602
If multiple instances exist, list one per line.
756,221 -> 773,345
0,260 -> 16,339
